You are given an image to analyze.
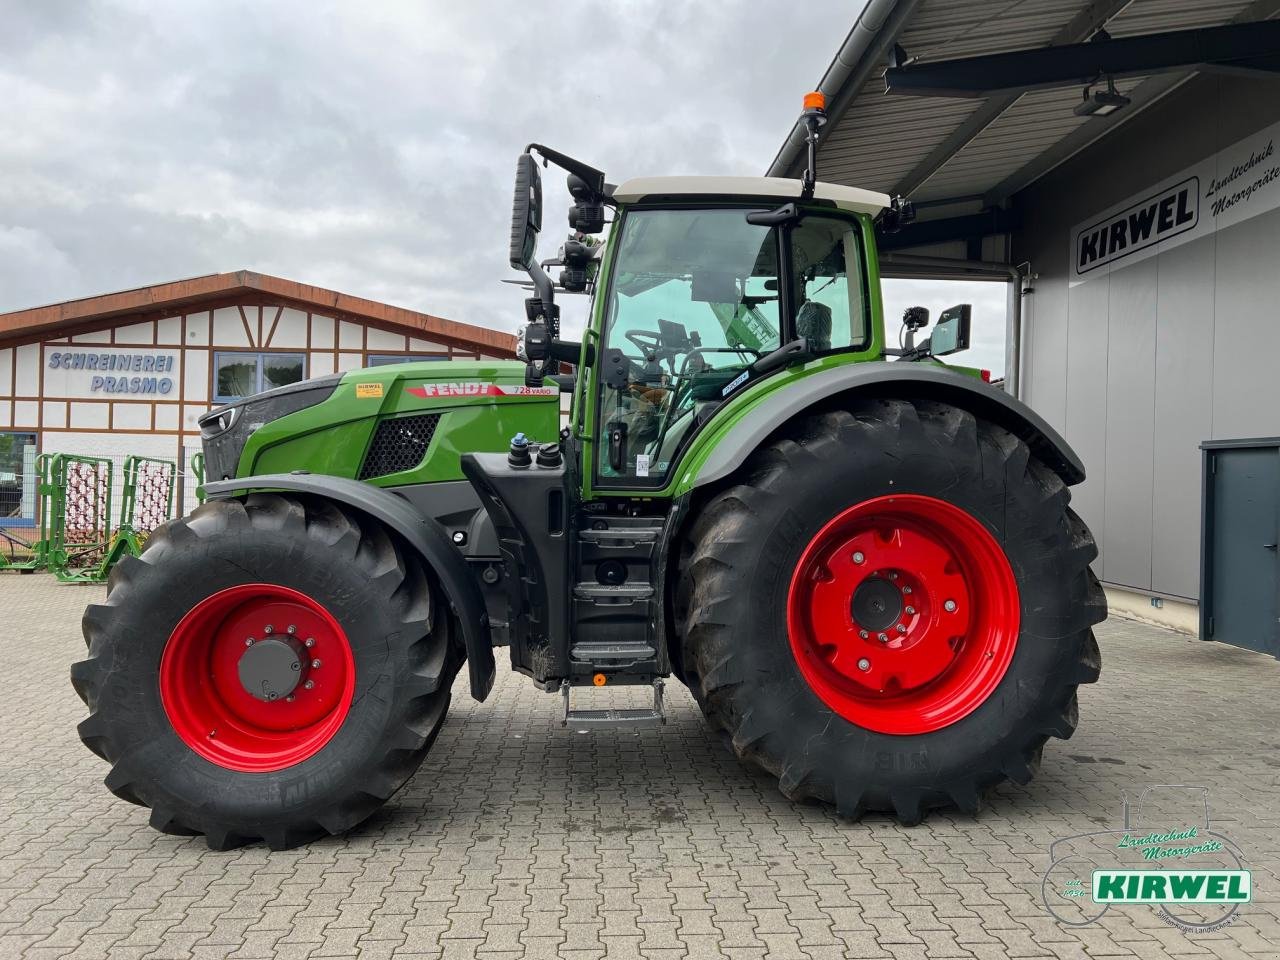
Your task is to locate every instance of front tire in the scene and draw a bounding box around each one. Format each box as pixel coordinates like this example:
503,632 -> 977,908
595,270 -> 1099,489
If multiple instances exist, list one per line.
72,494 -> 458,850
680,398 -> 1105,823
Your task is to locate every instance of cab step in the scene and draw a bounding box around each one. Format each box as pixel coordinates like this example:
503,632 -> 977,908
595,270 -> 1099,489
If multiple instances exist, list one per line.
560,679 -> 666,728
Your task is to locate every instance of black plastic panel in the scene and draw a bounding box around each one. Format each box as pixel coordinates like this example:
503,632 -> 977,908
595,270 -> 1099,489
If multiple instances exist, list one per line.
358,414 -> 441,481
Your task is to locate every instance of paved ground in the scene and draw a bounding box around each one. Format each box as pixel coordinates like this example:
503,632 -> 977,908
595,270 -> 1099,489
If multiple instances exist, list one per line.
1,574 -> 1277,960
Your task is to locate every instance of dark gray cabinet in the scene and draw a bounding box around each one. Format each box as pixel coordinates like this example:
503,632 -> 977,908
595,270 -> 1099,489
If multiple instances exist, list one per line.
1200,438 -> 1280,658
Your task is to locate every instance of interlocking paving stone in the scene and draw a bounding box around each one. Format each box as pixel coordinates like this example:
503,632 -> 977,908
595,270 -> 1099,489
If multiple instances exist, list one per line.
1,574 -> 1277,958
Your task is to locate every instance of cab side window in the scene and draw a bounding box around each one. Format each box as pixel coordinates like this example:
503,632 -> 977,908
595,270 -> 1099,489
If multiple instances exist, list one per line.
790,217 -> 868,353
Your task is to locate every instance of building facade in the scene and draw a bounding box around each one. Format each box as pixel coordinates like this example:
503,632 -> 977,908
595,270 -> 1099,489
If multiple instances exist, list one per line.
1013,71 -> 1280,623
0,271 -> 515,524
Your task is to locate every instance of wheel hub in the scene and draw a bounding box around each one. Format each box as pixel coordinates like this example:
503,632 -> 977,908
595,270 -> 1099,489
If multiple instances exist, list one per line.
787,494 -> 1020,734
850,576 -> 902,632
238,636 -> 310,702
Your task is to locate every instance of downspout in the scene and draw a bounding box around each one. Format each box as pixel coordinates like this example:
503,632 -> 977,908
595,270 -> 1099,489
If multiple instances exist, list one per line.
1004,267 -> 1025,400
877,252 -> 1026,399
766,0 -> 907,178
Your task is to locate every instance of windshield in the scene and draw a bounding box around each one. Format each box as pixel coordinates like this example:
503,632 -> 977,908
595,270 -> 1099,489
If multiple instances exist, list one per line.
594,207 -> 870,487
597,208 -> 781,485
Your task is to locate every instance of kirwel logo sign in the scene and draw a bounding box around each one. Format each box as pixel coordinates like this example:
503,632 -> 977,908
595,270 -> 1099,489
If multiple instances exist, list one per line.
1041,785 -> 1250,933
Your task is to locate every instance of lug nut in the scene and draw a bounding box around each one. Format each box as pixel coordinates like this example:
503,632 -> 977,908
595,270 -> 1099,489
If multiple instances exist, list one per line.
452,531 -> 466,545
852,551 -> 865,564
267,692 -> 278,701
264,625 -> 274,635
304,680 -> 315,690
858,629 -> 869,639
311,659 -> 322,669
245,637 -> 254,647
896,624 -> 907,634
877,632 -> 889,643
287,624 -> 297,635
902,586 -> 912,594
857,658 -> 871,672
905,605 -> 916,615
944,599 -> 957,613
888,572 -> 898,580
305,638 -> 315,648
286,695 -> 295,703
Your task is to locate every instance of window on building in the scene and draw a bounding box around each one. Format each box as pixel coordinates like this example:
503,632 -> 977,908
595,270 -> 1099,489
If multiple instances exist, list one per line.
0,432 -> 38,526
367,354 -> 448,367
214,352 -> 307,402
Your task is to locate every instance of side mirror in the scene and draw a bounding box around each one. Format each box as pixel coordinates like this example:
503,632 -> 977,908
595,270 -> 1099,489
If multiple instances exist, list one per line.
509,153 -> 543,269
930,304 -> 971,357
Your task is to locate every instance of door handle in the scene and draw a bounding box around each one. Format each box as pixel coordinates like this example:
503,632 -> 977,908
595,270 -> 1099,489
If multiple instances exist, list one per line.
1265,543 -> 1278,550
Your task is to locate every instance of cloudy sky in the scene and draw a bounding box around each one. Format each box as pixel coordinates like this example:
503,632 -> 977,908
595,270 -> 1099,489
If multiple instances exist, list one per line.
1,0 -> 1004,375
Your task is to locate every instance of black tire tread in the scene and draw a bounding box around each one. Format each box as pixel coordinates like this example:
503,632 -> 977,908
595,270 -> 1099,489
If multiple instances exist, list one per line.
679,397 -> 1105,824
73,493 -> 458,850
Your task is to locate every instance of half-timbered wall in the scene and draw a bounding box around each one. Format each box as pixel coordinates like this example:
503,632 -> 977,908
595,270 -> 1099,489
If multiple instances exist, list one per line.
0,298 -> 510,519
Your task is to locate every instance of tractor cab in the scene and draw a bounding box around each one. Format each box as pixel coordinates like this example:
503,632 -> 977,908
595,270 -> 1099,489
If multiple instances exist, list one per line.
510,163 -> 890,493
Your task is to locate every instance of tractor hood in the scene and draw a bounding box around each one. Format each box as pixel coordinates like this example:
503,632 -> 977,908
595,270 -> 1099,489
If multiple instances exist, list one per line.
199,359 -> 559,485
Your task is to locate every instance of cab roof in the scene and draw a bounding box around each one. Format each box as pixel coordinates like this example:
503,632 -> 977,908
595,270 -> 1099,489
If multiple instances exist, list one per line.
610,176 -> 888,216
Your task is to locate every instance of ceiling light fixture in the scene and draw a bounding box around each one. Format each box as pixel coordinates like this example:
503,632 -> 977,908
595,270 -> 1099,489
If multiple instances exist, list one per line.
1074,76 -> 1130,117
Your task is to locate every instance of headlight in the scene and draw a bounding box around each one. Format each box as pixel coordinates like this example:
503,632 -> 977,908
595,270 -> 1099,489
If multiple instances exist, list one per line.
198,374 -> 343,480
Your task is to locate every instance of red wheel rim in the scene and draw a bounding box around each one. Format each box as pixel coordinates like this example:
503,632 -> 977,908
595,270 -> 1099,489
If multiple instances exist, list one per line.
159,584 -> 356,772
787,495 -> 1020,734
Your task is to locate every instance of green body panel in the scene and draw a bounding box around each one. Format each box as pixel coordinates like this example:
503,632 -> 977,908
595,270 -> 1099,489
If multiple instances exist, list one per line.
574,209 -> 888,501
237,360 -> 559,485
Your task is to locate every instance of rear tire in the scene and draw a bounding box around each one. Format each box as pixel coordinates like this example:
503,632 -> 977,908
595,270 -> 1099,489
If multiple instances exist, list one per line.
72,494 -> 459,850
679,398 -> 1104,823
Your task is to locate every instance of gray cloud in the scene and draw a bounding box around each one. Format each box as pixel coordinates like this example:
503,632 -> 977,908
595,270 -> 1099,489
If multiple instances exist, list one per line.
2,0 -> 1004,366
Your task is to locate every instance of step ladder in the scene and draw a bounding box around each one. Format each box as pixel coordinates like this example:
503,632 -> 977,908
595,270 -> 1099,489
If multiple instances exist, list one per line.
560,679 -> 666,728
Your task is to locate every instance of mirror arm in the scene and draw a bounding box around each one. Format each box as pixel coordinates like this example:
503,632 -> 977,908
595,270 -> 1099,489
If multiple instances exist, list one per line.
525,143 -> 607,196
746,202 -> 799,227
750,338 -> 812,376
526,260 -> 556,325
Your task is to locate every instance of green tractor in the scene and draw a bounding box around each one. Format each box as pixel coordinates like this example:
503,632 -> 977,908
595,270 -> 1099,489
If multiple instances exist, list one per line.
73,97 -> 1104,849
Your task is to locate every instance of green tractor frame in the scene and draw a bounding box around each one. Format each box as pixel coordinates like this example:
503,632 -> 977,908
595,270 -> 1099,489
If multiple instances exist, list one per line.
73,95 -> 1104,850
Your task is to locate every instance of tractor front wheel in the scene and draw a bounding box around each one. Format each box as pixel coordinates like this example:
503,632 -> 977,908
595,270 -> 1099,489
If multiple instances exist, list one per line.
680,398 -> 1104,823
72,494 -> 458,850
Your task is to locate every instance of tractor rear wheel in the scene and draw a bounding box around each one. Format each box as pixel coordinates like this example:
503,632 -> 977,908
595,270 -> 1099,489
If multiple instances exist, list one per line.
72,494 -> 458,850
680,398 -> 1104,823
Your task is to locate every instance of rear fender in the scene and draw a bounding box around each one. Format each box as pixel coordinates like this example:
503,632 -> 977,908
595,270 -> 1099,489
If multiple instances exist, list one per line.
204,474 -> 495,701
688,362 -> 1085,490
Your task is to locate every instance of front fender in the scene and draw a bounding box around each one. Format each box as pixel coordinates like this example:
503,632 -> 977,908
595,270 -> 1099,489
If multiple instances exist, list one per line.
204,473 -> 495,701
683,362 -> 1084,492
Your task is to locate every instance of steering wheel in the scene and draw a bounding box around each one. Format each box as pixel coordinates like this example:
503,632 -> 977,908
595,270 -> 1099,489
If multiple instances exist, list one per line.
624,329 -> 664,358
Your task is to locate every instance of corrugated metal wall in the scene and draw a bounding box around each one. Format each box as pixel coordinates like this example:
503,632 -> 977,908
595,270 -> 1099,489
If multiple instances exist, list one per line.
1014,73 -> 1280,601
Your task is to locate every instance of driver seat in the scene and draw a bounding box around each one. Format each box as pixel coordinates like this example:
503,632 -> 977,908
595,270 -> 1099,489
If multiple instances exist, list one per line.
797,301 -> 832,352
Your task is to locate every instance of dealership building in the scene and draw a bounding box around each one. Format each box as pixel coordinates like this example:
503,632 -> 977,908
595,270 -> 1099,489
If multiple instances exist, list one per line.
775,0 -> 1280,648
0,271 -> 515,522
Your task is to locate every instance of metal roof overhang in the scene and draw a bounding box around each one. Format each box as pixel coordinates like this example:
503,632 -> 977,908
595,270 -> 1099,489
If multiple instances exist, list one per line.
769,0 -> 1280,396
769,0 -> 1280,225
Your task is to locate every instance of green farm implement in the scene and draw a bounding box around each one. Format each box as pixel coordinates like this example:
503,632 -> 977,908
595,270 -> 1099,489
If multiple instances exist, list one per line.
3,453 -> 176,582
0,453 -> 55,572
